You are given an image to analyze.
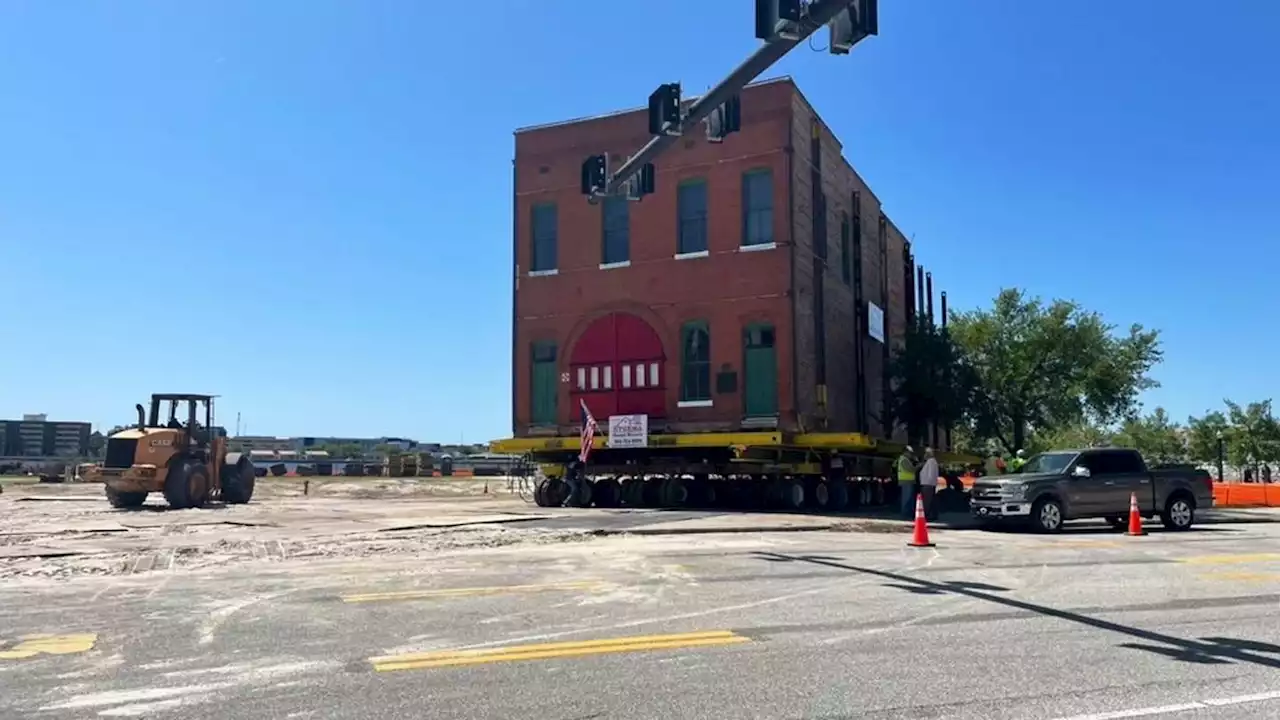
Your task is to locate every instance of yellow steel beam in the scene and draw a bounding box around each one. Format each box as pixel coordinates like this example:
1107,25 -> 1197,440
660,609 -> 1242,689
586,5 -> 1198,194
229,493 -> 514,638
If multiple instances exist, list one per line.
786,432 -> 877,451
491,432 -> 782,454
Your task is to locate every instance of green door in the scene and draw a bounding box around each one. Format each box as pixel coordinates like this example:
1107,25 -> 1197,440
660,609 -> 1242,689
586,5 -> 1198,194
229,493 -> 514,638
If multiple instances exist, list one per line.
531,342 -> 558,425
743,324 -> 777,417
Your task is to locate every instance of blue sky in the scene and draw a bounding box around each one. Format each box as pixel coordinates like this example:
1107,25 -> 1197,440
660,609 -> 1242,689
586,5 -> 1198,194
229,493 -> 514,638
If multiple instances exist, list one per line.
2,1 -> 1276,441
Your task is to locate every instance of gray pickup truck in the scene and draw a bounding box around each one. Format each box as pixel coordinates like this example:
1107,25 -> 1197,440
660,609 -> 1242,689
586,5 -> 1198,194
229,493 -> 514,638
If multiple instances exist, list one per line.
969,447 -> 1215,533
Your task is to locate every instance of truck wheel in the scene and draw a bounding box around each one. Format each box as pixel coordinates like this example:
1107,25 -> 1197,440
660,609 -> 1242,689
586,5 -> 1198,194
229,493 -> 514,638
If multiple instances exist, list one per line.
1161,495 -> 1196,531
593,477 -> 622,508
813,480 -> 831,508
105,487 -> 147,509
782,478 -> 805,510
660,477 -> 689,507
828,480 -> 850,511
1030,497 -> 1064,533
568,480 -> 593,508
164,461 -> 210,510
222,453 -> 255,504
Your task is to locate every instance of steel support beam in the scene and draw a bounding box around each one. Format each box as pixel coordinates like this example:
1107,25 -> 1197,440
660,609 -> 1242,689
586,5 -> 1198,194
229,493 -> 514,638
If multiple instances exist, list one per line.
604,0 -> 861,194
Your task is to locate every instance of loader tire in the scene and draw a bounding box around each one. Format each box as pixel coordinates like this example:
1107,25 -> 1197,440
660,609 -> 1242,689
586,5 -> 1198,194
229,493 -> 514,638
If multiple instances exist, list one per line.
105,486 -> 147,509
164,460 -> 210,510
221,453 -> 256,504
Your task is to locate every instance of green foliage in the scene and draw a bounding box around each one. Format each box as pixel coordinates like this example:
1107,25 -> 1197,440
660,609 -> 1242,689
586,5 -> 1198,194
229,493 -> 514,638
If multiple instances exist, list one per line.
948,288 -> 1162,453
886,321 -> 979,447
1111,407 -> 1187,463
1221,400 -> 1280,467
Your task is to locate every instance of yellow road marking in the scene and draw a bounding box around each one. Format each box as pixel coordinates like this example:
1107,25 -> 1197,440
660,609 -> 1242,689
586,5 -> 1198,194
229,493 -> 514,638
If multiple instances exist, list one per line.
369,630 -> 750,672
342,581 -> 607,604
1179,553 -> 1280,566
0,634 -> 97,660
1198,571 -> 1280,583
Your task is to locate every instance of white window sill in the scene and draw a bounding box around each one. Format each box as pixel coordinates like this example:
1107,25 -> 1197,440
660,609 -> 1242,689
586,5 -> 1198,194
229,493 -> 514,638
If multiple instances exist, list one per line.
677,399 -> 714,408
674,250 -> 709,260
527,269 -> 558,277
599,260 -> 631,270
738,242 -> 776,253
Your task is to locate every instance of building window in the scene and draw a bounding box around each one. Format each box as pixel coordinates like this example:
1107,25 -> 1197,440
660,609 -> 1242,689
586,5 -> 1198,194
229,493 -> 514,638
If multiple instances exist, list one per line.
840,212 -> 851,285
531,203 -> 557,272
602,195 -> 630,265
680,321 -> 712,403
742,169 -> 773,247
677,179 -> 708,255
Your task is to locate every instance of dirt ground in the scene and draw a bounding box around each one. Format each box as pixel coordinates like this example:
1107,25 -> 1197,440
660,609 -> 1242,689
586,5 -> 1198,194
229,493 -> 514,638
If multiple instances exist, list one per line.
0,476 -> 595,581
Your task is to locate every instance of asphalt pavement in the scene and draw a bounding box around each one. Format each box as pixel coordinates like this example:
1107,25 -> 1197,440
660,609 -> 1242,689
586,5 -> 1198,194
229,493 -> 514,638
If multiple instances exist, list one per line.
7,514 -> 1280,719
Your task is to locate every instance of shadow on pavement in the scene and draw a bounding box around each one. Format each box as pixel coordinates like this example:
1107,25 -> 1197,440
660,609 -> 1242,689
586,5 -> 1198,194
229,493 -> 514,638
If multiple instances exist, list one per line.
753,550 -> 1280,669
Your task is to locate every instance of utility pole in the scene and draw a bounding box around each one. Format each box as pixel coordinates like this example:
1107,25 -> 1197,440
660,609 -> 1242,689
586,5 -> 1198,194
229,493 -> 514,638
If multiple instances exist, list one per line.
580,0 -> 878,201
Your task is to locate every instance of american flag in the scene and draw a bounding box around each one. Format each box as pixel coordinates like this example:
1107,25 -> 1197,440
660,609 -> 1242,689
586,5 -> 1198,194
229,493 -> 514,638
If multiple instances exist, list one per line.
579,398 -> 599,464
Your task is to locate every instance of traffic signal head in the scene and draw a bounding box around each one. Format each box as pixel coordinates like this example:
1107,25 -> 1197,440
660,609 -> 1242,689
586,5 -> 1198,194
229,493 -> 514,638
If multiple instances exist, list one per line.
756,0 -> 804,41
580,154 -> 607,196
648,83 -> 682,136
625,163 -> 657,201
705,95 -> 742,143
829,0 -> 878,55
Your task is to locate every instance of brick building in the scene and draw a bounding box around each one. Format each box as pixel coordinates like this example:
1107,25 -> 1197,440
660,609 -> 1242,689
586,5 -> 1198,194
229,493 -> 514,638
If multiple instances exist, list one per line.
512,77 -> 921,441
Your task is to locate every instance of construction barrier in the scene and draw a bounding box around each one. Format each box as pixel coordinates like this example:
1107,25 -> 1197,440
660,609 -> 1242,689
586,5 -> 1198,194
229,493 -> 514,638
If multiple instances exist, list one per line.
1212,482 -> 1280,508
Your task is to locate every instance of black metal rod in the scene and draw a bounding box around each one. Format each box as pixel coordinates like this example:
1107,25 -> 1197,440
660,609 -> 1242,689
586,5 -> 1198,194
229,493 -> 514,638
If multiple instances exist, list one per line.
915,265 -> 925,326
925,272 -> 934,327
940,291 -> 948,330
606,0 -> 861,192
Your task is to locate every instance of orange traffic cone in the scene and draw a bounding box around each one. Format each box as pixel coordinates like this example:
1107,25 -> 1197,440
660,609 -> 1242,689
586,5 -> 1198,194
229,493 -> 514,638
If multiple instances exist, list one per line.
909,492 -> 935,547
1126,491 -> 1147,536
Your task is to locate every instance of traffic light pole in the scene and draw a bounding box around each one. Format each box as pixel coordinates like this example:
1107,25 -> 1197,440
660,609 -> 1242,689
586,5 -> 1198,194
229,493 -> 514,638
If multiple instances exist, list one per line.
604,0 -> 865,195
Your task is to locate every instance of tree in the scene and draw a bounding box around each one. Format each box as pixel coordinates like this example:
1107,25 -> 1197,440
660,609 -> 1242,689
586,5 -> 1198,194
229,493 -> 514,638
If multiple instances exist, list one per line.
1222,399 -> 1280,469
949,289 -> 1162,453
1112,407 -> 1187,463
1184,410 -> 1229,466
886,321 -> 980,448
1025,421 -> 1113,455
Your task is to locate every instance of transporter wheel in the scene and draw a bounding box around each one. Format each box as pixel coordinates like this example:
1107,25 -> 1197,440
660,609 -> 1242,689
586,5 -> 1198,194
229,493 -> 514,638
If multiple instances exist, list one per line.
782,478 -> 806,511
641,479 -> 664,507
828,480 -> 850,512
593,477 -> 622,508
661,477 -> 690,507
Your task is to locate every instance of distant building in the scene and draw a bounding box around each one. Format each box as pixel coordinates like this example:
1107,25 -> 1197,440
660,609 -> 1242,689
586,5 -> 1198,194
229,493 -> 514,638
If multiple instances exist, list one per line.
226,435 -> 298,453
0,416 -> 91,457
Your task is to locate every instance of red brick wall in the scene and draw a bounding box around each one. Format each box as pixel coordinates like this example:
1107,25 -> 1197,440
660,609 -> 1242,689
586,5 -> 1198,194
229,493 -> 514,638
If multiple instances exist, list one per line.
511,78 -> 916,442
787,89 -> 908,441
512,80 -> 799,436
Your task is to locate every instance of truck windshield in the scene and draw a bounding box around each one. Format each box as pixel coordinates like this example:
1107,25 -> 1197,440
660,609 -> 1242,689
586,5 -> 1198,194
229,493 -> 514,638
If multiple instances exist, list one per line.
1017,452 -> 1077,474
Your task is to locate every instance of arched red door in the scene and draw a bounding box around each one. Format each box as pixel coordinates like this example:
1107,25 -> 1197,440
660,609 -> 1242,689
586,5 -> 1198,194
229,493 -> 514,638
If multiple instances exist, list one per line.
569,312 -> 666,419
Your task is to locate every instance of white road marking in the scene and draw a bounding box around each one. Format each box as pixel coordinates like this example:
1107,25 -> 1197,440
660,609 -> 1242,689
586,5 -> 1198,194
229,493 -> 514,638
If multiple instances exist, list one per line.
1052,691 -> 1280,720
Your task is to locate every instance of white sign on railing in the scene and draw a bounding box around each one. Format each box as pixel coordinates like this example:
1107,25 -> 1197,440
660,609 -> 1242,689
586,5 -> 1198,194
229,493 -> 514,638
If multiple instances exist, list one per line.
607,414 -> 649,448
868,302 -> 885,344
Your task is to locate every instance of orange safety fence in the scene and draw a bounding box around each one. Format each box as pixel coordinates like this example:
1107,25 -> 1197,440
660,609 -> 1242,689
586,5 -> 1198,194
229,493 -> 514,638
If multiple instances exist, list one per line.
1212,482 -> 1280,508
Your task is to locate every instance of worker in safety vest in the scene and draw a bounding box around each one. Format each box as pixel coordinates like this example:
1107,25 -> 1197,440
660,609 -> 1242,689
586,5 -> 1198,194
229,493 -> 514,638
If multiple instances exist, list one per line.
1009,449 -> 1027,473
897,446 -> 919,518
983,450 -> 1002,477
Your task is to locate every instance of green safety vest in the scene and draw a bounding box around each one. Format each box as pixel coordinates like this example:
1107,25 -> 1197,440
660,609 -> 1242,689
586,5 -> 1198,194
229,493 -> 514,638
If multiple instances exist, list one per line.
896,456 -> 915,483
1010,458 -> 1026,471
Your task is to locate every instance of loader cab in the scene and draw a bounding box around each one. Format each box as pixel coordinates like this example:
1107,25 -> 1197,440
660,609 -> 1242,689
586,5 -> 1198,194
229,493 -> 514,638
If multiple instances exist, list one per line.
148,394 -> 217,457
